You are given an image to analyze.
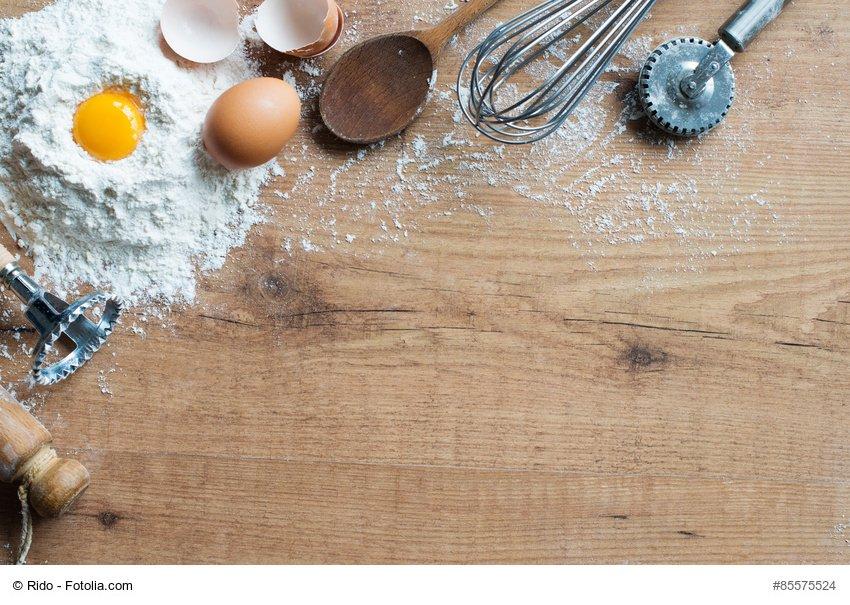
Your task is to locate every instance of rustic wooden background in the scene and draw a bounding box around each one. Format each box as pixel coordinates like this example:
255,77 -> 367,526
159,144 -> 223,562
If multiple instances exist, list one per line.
1,0 -> 849,563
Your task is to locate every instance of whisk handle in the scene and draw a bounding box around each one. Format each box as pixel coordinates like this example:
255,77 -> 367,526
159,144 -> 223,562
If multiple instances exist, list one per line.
418,0 -> 502,55
719,0 -> 789,52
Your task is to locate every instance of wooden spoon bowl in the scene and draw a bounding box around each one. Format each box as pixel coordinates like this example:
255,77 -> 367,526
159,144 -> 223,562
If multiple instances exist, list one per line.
320,0 -> 501,144
320,34 -> 434,144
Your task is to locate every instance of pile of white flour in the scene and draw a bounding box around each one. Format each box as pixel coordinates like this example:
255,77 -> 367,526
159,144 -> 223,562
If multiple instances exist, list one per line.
0,0 -> 273,305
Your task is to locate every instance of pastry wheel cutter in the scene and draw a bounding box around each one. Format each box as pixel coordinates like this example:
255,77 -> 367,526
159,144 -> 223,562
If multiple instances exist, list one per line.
0,245 -> 122,385
639,0 -> 789,136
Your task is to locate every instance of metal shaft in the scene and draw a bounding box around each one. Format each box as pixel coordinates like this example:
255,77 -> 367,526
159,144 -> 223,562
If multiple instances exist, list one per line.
1,263 -> 41,308
719,0 -> 789,52
680,0 -> 788,99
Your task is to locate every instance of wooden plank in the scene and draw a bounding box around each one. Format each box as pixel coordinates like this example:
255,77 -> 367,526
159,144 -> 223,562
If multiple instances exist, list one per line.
4,453 -> 849,564
1,0 -> 849,564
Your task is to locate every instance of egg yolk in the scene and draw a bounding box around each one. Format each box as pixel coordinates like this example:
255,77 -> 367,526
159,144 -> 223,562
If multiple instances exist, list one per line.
73,90 -> 145,161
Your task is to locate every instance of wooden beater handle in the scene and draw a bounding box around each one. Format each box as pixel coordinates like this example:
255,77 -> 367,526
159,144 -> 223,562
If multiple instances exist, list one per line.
417,0 -> 502,56
0,392 -> 89,517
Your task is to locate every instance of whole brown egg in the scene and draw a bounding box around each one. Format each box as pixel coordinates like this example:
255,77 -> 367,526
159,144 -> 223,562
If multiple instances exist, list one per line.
203,77 -> 300,170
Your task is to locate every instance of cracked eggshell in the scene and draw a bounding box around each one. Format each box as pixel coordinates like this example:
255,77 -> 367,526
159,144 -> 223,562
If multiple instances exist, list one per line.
160,0 -> 240,64
302,4 -> 345,58
255,0 -> 340,58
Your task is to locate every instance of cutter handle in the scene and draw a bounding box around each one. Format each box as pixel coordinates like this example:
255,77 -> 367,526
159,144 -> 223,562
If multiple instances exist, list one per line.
720,0 -> 788,52
0,392 -> 90,517
0,243 -> 15,269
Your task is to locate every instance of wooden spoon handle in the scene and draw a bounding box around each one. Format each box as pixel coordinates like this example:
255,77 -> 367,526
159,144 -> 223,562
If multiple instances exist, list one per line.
0,391 -> 90,517
417,0 -> 502,55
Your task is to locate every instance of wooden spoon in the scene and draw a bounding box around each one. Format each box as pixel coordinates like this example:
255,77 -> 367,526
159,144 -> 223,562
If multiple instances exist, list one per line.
320,0 -> 501,144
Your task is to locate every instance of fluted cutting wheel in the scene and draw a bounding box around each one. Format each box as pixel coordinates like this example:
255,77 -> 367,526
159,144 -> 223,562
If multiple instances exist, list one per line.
32,293 -> 122,385
639,37 -> 735,136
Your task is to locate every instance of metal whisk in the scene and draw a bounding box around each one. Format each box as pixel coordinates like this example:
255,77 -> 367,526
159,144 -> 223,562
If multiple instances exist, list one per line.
457,0 -> 658,144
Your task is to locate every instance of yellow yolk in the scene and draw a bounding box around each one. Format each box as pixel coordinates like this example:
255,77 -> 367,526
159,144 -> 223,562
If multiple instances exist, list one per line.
73,90 -> 145,161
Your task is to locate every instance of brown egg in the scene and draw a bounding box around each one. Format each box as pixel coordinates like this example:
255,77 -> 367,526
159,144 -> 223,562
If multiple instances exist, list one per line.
203,77 -> 300,170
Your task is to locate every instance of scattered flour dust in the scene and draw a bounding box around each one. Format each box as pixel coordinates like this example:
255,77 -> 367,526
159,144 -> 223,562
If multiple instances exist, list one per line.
0,0 -> 275,306
0,0 -> 806,311
833,516 -> 850,546
263,3 -> 800,281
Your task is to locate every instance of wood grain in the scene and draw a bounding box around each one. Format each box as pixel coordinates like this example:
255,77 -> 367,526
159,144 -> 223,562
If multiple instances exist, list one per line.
1,0 -> 849,563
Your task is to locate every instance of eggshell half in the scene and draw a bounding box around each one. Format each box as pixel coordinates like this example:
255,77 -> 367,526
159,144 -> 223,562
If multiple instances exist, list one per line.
203,78 -> 301,170
160,0 -> 240,64
301,5 -> 345,58
256,0 -> 339,57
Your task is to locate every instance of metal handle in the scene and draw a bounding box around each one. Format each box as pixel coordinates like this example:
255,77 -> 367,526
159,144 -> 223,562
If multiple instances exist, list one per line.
719,0 -> 788,52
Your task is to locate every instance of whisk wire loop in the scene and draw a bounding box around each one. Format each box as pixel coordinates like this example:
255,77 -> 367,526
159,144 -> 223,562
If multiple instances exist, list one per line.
458,0 -> 658,144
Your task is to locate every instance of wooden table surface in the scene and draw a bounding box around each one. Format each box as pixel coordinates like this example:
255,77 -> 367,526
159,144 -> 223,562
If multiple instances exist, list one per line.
1,0 -> 849,564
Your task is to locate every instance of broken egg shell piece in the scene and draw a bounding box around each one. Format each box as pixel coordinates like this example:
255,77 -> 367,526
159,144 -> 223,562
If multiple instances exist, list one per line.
284,1 -> 339,58
160,0 -> 240,64
292,4 -> 344,58
255,0 -> 339,58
